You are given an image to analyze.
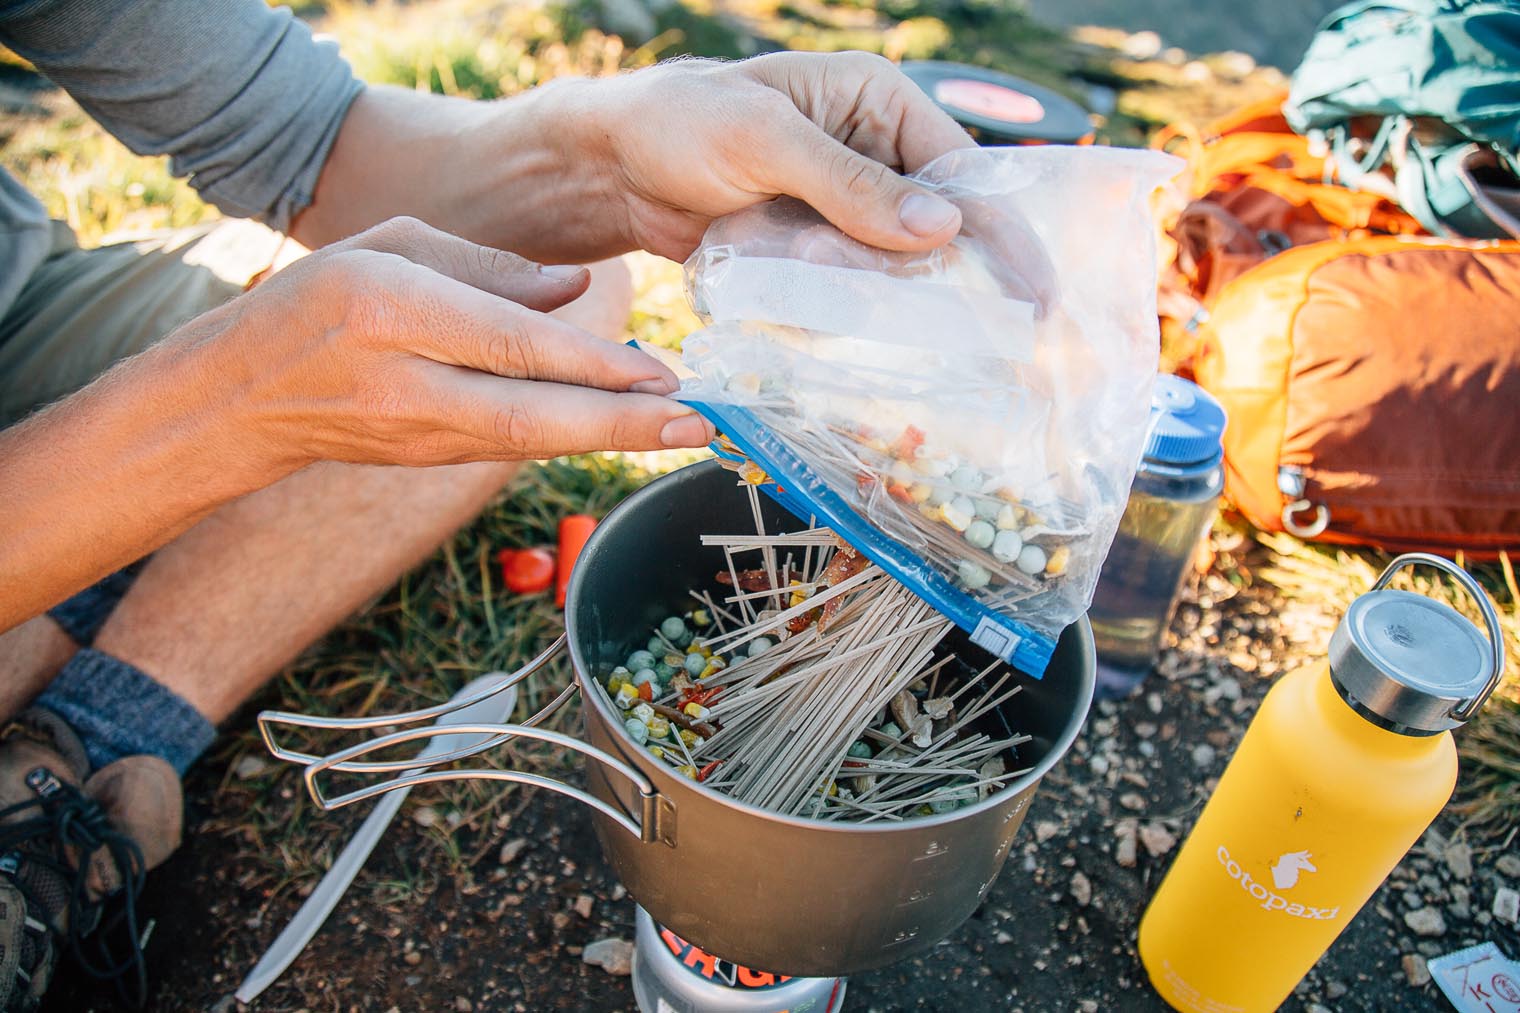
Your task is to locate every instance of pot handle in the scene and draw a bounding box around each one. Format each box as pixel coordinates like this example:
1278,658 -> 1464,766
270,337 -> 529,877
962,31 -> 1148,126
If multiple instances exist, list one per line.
255,635 -> 674,845
297,719 -> 668,845
257,635 -> 569,771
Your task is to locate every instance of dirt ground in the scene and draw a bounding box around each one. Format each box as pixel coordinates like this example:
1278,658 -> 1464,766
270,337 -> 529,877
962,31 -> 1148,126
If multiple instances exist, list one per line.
42,539 -> 1518,1013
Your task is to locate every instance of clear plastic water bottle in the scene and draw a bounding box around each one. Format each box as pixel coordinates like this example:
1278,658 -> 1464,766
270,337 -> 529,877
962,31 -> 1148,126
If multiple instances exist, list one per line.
1138,554 -> 1505,1012
1089,375 -> 1226,699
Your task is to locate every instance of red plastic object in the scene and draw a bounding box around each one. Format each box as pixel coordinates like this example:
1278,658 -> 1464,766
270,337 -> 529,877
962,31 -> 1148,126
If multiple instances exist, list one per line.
498,547 -> 555,595
555,514 -> 597,607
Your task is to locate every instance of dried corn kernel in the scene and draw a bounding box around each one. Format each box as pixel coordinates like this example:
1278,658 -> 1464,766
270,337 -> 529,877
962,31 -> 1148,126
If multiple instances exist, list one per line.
647,717 -> 672,739
1045,545 -> 1071,576
679,729 -> 700,749
788,580 -> 812,609
939,497 -> 974,532
614,685 -> 638,709
683,702 -> 710,721
649,745 -> 665,759
676,764 -> 699,780
691,608 -> 712,628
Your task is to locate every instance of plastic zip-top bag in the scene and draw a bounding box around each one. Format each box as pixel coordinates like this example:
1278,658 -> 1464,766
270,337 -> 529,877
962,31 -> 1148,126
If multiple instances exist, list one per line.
670,145 -> 1181,675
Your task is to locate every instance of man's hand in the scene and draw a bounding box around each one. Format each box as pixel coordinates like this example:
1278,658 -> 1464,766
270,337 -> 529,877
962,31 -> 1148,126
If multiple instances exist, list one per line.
570,52 -> 977,260
294,53 -> 974,264
205,217 -> 713,470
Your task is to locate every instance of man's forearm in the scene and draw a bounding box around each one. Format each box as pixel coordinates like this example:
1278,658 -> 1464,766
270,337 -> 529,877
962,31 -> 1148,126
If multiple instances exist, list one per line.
0,320 -> 281,632
290,81 -> 623,262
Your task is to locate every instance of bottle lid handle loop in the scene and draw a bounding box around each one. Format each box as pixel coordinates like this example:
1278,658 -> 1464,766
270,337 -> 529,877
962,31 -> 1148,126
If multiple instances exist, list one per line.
1371,553 -> 1507,723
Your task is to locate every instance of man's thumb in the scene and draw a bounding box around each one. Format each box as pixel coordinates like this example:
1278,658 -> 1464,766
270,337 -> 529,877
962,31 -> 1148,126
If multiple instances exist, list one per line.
768,117 -> 962,251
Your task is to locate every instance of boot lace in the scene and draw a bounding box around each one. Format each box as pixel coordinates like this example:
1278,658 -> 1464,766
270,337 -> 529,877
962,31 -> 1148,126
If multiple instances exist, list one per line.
0,766 -> 148,1009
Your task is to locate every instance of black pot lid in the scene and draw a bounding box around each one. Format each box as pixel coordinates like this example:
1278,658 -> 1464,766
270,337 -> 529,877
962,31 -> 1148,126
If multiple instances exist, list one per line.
900,60 -> 1093,145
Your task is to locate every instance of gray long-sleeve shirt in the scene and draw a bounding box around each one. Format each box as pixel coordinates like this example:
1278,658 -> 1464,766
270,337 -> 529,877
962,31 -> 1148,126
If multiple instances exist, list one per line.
0,0 -> 363,318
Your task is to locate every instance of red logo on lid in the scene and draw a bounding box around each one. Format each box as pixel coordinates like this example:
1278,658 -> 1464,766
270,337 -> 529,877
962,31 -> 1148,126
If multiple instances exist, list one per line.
933,79 -> 1045,124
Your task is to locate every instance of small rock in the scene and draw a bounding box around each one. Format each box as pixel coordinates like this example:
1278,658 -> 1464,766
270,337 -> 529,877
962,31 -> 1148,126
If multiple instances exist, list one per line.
574,894 -> 595,919
1139,823 -> 1178,859
551,911 -> 571,931
1402,953 -> 1431,986
1134,722 -> 1157,739
412,806 -> 440,828
611,884 -> 628,901
1070,872 -> 1092,907
1146,692 -> 1163,715
582,938 -> 634,976
233,755 -> 269,780
1444,842 -> 1474,880
1035,820 -> 1061,843
1325,980 -> 1348,1000
1403,907 -> 1446,937
1493,886 -> 1520,924
404,951 -> 423,966
1496,854 -> 1520,879
1190,743 -> 1217,769
454,999 -> 474,1013
1217,677 -> 1242,701
995,930 -> 1013,944
1137,740 -> 1156,759
209,996 -> 238,1013
1079,1001 -> 1099,1013
1118,792 -> 1146,812
1115,825 -> 1138,869
1089,754 -> 1110,776
1305,1005 -> 1332,1013
498,838 -> 529,864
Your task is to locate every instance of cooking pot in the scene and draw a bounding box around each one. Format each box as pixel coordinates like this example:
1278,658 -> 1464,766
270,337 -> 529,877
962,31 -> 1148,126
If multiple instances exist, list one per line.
259,459 -> 1095,976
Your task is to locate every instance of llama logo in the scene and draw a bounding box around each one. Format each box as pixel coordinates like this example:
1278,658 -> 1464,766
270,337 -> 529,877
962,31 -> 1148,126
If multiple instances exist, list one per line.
1270,850 -> 1317,891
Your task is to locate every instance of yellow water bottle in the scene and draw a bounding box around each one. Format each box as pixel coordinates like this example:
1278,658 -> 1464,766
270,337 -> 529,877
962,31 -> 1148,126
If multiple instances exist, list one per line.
1138,554 -> 1506,1013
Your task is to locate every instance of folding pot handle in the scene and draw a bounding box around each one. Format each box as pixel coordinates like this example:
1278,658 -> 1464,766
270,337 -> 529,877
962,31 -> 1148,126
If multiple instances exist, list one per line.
299,719 -> 669,844
257,635 -> 569,771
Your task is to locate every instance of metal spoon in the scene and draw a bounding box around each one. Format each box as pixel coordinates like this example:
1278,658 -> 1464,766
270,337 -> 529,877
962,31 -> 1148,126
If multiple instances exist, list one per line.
234,672 -> 519,1004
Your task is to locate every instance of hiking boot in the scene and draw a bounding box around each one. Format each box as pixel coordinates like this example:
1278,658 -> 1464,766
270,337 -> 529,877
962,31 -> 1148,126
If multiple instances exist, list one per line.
0,710 -> 182,1010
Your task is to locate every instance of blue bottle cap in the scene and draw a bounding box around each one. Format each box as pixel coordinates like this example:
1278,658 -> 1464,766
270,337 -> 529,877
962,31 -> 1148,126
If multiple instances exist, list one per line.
1143,375 -> 1226,467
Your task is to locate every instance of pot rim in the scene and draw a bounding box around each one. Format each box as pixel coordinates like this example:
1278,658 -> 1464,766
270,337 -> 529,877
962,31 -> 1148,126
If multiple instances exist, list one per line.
565,459 -> 1096,835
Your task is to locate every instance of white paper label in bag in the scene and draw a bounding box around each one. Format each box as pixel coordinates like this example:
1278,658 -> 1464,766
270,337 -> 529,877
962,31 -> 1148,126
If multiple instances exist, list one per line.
695,255 -> 1037,362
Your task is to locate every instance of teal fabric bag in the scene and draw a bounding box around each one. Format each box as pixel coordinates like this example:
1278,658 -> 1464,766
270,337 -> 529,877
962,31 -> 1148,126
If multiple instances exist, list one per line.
1286,0 -> 1520,238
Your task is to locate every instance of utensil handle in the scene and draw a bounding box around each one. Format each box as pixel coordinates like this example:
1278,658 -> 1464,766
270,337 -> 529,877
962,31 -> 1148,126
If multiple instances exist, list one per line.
256,635 -> 567,768
300,718 -> 668,844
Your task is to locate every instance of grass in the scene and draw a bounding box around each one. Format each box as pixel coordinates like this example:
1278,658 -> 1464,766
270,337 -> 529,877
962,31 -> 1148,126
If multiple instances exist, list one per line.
2,0 -> 1514,897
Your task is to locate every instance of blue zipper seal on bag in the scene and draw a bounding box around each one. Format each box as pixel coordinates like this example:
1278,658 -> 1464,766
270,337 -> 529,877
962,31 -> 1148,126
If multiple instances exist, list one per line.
684,396 -> 1057,676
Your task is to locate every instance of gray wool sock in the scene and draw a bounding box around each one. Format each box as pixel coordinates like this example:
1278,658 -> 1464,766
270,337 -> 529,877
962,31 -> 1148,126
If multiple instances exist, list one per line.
35,648 -> 216,776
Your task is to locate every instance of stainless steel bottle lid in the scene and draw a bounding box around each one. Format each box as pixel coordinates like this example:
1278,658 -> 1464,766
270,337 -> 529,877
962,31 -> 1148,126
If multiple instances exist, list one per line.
1328,553 -> 1506,735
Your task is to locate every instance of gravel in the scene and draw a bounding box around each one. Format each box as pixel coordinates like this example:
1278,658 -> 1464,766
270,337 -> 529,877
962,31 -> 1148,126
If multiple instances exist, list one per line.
581,938 -> 635,977
1403,908 -> 1446,937
1494,886 -> 1520,924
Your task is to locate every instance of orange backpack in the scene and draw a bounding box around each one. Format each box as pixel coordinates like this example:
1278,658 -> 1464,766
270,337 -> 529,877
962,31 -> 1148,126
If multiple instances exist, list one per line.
1157,96 -> 1520,554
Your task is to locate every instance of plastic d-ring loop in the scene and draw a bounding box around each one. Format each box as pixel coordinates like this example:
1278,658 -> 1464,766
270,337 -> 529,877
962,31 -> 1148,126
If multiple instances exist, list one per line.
1371,553 -> 1507,723
1282,498 -> 1330,538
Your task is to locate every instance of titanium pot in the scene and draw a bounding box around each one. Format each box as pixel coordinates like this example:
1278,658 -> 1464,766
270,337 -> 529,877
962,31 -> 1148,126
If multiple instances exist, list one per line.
259,459 -> 1095,977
